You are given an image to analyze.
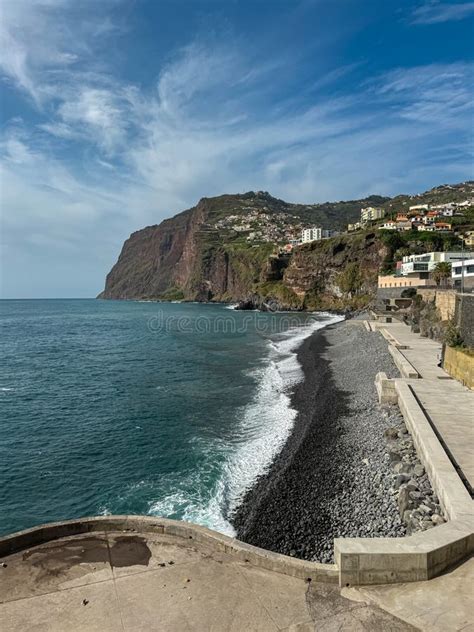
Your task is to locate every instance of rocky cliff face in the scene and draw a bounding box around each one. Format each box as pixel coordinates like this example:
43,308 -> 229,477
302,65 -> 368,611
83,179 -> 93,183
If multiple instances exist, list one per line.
100,192 -> 388,309
282,231 -> 387,310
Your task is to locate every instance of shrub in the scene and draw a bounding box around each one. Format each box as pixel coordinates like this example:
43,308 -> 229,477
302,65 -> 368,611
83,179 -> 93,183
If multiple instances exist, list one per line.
336,263 -> 362,297
444,320 -> 464,348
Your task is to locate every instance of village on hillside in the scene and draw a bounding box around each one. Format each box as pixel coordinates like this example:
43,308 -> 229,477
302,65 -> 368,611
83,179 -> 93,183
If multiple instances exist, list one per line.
210,186 -> 474,292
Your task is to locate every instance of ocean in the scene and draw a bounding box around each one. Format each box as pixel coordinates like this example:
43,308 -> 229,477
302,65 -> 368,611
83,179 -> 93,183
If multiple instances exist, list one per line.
0,299 -> 341,537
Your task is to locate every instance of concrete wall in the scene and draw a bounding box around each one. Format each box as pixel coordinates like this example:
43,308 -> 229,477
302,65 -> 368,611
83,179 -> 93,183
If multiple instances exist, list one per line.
376,287 -> 412,310
443,346 -> 474,389
455,294 -> 474,348
417,288 -> 456,321
0,515 -> 338,584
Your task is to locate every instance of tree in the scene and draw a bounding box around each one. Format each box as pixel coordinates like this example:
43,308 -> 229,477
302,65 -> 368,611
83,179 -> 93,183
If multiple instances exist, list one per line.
432,261 -> 451,287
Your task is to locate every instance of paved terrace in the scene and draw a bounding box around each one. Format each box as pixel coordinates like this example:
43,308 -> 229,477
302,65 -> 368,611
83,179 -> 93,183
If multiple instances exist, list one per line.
375,320 -> 474,493
0,524 -> 415,632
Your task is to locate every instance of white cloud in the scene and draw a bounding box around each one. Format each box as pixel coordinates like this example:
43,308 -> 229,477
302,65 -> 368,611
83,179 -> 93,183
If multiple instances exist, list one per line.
410,1 -> 474,24
374,63 -> 473,125
0,1 -> 473,297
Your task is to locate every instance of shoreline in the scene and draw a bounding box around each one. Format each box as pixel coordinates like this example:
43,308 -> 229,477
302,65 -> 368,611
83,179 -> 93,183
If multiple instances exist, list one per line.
231,318 -> 407,562
97,295 -> 356,317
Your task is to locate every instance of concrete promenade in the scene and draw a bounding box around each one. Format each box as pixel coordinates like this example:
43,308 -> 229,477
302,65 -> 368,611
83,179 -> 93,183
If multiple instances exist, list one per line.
375,320 -> 474,492
360,318 -> 474,631
0,527 -> 415,632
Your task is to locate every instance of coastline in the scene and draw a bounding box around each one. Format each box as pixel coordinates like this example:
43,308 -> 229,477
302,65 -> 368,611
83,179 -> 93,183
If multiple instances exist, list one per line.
231,317 -> 407,563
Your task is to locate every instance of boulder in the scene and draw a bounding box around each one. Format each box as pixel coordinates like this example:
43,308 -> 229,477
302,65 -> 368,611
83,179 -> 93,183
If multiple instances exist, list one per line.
384,427 -> 399,440
431,514 -> 446,526
398,487 -> 412,514
413,464 -> 425,477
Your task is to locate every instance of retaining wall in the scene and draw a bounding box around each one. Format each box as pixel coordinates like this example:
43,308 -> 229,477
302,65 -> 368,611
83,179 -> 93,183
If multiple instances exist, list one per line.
455,294 -> 474,348
443,346 -> 474,389
417,288 -> 456,321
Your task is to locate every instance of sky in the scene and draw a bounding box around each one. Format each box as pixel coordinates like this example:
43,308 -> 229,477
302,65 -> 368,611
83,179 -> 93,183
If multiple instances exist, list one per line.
0,0 -> 473,298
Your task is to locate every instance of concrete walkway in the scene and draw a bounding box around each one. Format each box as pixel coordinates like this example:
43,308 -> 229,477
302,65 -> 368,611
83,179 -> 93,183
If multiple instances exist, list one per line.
380,322 -> 445,380
0,531 -> 416,632
378,321 -> 474,492
349,556 -> 474,632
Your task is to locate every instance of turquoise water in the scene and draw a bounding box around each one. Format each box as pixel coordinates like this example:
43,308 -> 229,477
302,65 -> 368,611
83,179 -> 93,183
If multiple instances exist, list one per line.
0,299 -> 339,536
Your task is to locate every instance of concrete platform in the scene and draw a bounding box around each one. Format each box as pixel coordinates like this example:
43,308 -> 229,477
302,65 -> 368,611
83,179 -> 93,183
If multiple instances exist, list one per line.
350,556 -> 474,632
0,530 -> 416,632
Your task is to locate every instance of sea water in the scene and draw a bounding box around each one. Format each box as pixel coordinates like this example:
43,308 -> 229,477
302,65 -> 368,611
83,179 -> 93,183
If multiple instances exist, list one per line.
0,299 -> 341,536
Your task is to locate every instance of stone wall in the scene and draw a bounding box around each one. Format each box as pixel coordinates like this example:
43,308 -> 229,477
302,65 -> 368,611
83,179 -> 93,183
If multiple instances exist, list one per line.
455,294 -> 474,348
417,288 -> 456,321
443,346 -> 474,389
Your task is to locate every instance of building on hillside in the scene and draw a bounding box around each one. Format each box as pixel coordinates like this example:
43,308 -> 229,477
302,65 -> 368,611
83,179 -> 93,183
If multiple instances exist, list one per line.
301,227 -> 322,243
417,221 -> 452,232
379,221 -> 397,230
361,207 -> 385,222
397,221 -> 412,231
378,275 -> 432,288
452,258 -> 474,291
434,222 -> 452,231
463,231 -> 474,248
396,213 -> 409,222
409,204 -> 429,211
401,252 -> 471,277
347,222 -> 362,232
321,228 -> 338,239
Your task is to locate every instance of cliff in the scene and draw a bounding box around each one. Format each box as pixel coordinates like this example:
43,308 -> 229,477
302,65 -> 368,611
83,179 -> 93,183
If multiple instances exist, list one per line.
99,191 -> 388,309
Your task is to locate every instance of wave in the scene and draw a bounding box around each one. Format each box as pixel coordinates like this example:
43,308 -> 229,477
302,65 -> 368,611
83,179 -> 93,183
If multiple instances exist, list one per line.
148,312 -> 343,535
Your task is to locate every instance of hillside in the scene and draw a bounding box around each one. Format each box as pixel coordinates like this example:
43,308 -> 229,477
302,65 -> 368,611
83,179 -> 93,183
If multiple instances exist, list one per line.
381,181 -> 474,214
99,182 -> 472,310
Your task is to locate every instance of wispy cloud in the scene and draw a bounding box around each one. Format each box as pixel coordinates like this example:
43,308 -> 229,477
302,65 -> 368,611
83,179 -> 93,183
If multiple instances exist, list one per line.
1,1 -> 473,297
410,1 -> 474,25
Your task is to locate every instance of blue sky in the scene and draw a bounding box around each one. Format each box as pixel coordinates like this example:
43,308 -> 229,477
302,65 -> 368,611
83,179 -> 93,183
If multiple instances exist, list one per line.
1,0 -> 473,298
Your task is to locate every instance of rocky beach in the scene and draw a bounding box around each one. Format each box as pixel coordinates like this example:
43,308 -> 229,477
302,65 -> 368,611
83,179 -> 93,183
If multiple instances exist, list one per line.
232,317 -> 443,563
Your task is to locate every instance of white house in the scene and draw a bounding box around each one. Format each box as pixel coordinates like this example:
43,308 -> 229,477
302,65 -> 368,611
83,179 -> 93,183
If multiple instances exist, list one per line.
409,204 -> 429,211
452,258 -> 474,290
379,221 -> 397,230
361,207 -> 385,222
401,252 -> 471,276
301,227 -> 322,243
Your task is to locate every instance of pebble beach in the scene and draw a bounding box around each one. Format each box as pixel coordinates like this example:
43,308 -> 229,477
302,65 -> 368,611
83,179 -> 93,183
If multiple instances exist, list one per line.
232,317 -> 442,563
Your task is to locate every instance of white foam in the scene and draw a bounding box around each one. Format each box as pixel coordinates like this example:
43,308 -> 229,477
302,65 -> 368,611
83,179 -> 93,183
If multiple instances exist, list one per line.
148,312 -> 344,535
